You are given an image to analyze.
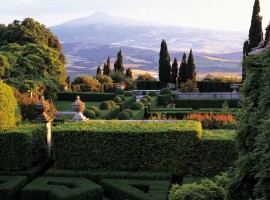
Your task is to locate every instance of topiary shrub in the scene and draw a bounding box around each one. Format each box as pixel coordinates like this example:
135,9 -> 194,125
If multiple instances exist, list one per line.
108,100 -> 117,109
124,92 -> 134,97
130,102 -> 144,110
100,101 -> 112,110
118,111 -> 131,120
0,82 -> 20,130
87,106 -> 101,117
115,88 -> 125,95
160,88 -> 171,95
122,109 -> 133,118
140,98 -> 148,104
148,91 -> 157,96
143,95 -> 152,102
83,110 -> 96,119
113,96 -> 122,103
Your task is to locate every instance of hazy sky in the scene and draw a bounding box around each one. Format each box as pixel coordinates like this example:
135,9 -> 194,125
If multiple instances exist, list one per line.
0,0 -> 269,32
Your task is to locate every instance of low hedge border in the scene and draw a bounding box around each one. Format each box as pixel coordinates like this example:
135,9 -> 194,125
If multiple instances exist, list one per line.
116,96 -> 136,110
147,111 -> 192,120
21,177 -> 103,200
57,92 -> 115,101
175,99 -> 239,109
100,179 -> 170,200
0,124 -> 47,171
158,94 -> 172,105
44,169 -> 172,183
0,176 -> 28,200
132,110 -> 145,120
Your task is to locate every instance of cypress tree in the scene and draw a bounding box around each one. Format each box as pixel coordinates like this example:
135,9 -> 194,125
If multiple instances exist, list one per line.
158,39 -> 171,83
186,49 -> 196,81
103,57 -> 112,75
114,50 -> 124,73
264,22 -> 270,47
96,65 -> 102,76
171,57 -> 178,85
248,0 -> 263,50
179,52 -> 187,83
125,68 -> 133,79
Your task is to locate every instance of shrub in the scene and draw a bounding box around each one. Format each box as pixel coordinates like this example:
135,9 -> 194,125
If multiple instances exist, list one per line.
100,179 -> 170,200
143,95 -> 152,102
113,96 -> 122,103
0,124 -> 47,171
130,102 -> 144,110
180,80 -> 199,93
108,100 -> 117,109
115,88 -> 125,95
100,101 -> 112,110
0,176 -> 28,200
160,88 -> 171,95
136,73 -> 157,81
87,106 -> 101,117
0,82 -> 20,130
122,109 -> 133,118
72,75 -> 100,92
158,94 -> 172,105
21,177 -> 103,200
140,97 -> 148,104
95,74 -> 113,84
118,111 -> 131,120
124,92 -> 134,97
148,91 -> 158,96
83,110 -> 96,119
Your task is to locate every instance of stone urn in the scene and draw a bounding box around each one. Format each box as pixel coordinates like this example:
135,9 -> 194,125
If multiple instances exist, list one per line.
70,96 -> 89,122
35,96 -> 52,122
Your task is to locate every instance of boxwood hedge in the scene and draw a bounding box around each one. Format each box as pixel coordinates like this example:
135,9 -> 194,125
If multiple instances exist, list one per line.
175,99 -> 239,109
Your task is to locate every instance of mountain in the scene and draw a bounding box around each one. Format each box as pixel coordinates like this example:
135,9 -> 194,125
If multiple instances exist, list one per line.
50,13 -> 246,79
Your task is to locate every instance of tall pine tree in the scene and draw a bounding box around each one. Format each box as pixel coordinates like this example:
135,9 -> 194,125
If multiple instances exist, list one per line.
103,56 -> 111,75
179,52 -> 187,83
125,68 -> 133,79
171,57 -> 178,85
114,50 -> 124,73
158,39 -> 171,83
248,0 -> 263,50
186,49 -> 196,81
96,65 -> 102,76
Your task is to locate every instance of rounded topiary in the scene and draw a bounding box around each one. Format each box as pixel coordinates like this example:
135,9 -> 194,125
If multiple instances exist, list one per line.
130,101 -> 144,110
108,100 -> 117,109
148,91 -> 157,96
143,95 -> 152,101
115,88 -> 125,95
88,106 -> 101,117
124,92 -> 134,97
118,111 -> 131,120
140,98 -> 148,104
0,82 -> 20,130
99,101 -> 112,110
122,109 -> 133,118
113,96 -> 122,103
160,88 -> 171,95
83,110 -> 96,119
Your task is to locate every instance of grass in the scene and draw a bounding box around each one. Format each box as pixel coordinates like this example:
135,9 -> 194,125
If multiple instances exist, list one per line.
54,101 -> 101,111
201,129 -> 236,141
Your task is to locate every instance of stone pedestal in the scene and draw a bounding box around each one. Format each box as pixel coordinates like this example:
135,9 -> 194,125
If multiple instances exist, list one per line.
70,96 -> 89,122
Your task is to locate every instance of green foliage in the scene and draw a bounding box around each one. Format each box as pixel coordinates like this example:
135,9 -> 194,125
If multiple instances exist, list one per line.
136,73 -> 156,81
125,67 -> 133,79
175,99 -> 239,109
100,179 -> 170,200
159,39 -> 171,83
171,57 -> 178,84
99,101 -> 112,110
179,52 -> 187,83
87,106 -> 101,117
108,100 -> 117,109
197,81 -> 232,92
124,92 -> 134,97
130,101 -> 144,110
158,94 -> 172,106
118,111 -> 131,120
160,88 -> 171,95
143,95 -> 152,102
57,92 -> 115,102
0,176 -> 28,200
96,65 -> 102,76
72,75 -> 100,92
180,79 -> 199,92
95,74 -> 113,84
21,177 -> 103,200
148,91 -> 158,96
110,71 -> 126,83
122,109 -> 133,118
0,82 -> 20,130
83,110 -> 96,119
0,124 -> 47,171
115,88 -> 125,95
140,97 -> 149,104
113,96 -> 123,103
114,50 -> 124,73
103,57 -> 112,76
186,49 -> 196,81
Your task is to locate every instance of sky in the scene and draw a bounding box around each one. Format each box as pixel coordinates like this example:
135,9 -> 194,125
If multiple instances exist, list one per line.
0,0 -> 269,32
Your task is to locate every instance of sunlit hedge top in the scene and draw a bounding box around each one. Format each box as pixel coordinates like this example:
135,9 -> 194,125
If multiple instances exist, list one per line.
53,120 -> 202,138
0,82 -> 20,130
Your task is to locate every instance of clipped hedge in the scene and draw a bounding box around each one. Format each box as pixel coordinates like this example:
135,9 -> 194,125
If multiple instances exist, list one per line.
118,111 -> 131,120
130,102 -> 144,110
21,177 -> 103,200
175,99 -> 239,109
0,176 -> 28,200
0,124 -> 47,171
57,92 -> 115,101
116,95 -> 136,110
100,101 -> 112,110
158,94 -> 172,105
197,81 -> 233,92
100,179 -> 170,200
136,81 -> 167,90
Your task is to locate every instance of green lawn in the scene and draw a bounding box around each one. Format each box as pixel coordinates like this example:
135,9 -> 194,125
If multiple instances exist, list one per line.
54,101 -> 101,111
